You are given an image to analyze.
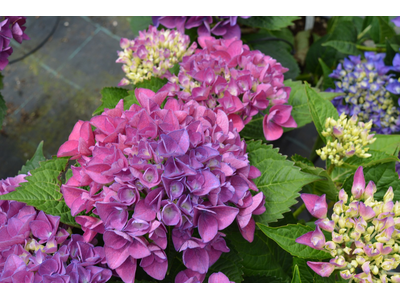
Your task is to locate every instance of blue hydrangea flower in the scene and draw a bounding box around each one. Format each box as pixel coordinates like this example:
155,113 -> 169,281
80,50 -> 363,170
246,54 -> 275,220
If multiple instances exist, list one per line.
327,52 -> 400,135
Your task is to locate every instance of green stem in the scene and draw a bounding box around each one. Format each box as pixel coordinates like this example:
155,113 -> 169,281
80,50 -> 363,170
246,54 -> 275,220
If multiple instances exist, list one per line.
327,163 -> 335,176
293,203 -> 306,219
356,45 -> 386,53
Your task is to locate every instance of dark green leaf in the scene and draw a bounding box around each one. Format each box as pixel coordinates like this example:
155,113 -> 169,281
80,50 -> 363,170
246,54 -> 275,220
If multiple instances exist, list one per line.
18,141 -> 46,175
247,140 -> 322,224
170,63 -> 180,76
93,87 -> 129,115
240,115 -> 265,142
291,265 -> 301,283
319,58 -> 335,90
305,34 -> 338,76
0,73 -> 3,90
208,249 -> 244,283
130,16 -> 152,35
252,41 -> 300,80
293,257 -> 347,283
257,223 -> 332,260
322,40 -> 361,55
238,16 -> 300,31
0,156 -> 78,227
305,82 -> 339,143
134,77 -> 168,91
342,161 -> 400,202
377,16 -> 396,44
224,226 -> 292,282
292,155 -> 338,202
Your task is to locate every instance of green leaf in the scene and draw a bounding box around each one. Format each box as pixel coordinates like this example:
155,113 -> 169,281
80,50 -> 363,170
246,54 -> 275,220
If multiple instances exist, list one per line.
283,80 -> 312,129
208,248 -> 244,283
93,87 -> 129,115
319,91 -> 345,102
0,92 -> 6,131
238,16 -> 300,31
18,141 -> 46,175
292,155 -> 338,202
368,134 -> 400,156
252,41 -> 300,80
170,63 -> 180,76
130,16 -> 152,35
305,82 -> 339,143
305,34 -> 338,76
0,73 -> 3,90
247,140 -> 322,224
134,77 -> 168,91
377,16 -> 396,44
0,156 -> 78,227
224,226 -> 292,282
239,114 -> 265,142
293,257 -> 347,283
291,265 -> 301,283
341,150 -> 399,169
294,30 -> 311,66
342,161 -> 400,202
257,223 -> 332,260
319,58 -> 335,90
322,40 -> 361,55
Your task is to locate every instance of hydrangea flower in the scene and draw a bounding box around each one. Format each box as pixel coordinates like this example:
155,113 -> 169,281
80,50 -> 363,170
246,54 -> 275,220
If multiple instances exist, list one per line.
0,16 -> 30,70
296,166 -> 400,283
162,36 -> 296,140
328,52 -> 400,135
116,26 -> 196,86
57,91 -> 265,283
316,113 -> 376,166
0,174 -> 112,283
391,17 -> 400,27
152,16 -> 250,40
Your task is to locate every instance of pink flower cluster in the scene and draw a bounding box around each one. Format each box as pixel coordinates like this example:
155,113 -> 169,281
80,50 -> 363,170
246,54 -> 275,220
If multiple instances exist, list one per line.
57,88 -> 265,282
0,175 -> 112,283
162,36 -> 296,141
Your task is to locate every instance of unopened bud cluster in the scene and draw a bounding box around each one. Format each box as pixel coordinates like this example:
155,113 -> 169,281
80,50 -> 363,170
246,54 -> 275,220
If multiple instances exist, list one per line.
116,25 -> 196,85
297,167 -> 400,283
316,113 -> 376,165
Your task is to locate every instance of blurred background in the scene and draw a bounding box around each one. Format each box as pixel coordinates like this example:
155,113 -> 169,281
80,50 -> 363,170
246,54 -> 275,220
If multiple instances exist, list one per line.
0,16 -> 320,180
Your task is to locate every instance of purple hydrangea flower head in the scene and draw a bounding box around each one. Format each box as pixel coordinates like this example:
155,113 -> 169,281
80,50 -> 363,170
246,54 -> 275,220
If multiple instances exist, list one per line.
58,90 -> 265,282
116,26 -> 197,86
0,174 -> 112,283
152,16 -> 250,40
296,166 -> 400,283
162,36 -> 296,141
0,16 -> 29,70
328,52 -> 400,135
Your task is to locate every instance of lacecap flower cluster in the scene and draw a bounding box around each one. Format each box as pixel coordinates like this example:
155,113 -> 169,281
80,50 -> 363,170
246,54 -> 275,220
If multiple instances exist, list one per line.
152,16 -> 250,40
0,16 -> 29,71
57,89 -> 265,283
116,25 -> 196,86
316,113 -> 376,166
328,52 -> 400,135
297,166 -> 400,283
0,174 -> 112,283
162,36 -> 296,141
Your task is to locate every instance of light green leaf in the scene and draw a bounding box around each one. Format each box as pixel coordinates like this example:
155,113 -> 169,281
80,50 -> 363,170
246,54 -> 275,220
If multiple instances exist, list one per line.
283,80 -> 312,129
305,82 -> 339,143
319,91 -> 345,101
292,154 -> 338,202
130,16 -> 152,35
342,161 -> 400,202
291,265 -> 301,283
93,87 -> 129,115
19,141 -> 46,175
368,134 -> 400,156
0,92 -> 6,131
257,223 -> 332,260
134,77 -> 168,91
0,156 -> 78,227
341,150 -> 399,169
322,40 -> 361,55
247,140 -> 322,224
238,16 -> 300,31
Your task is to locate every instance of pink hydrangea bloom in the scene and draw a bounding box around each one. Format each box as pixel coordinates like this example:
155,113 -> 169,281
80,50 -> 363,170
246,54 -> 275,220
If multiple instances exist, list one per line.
58,92 -> 265,282
162,36 -> 296,140
0,174 -> 112,283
